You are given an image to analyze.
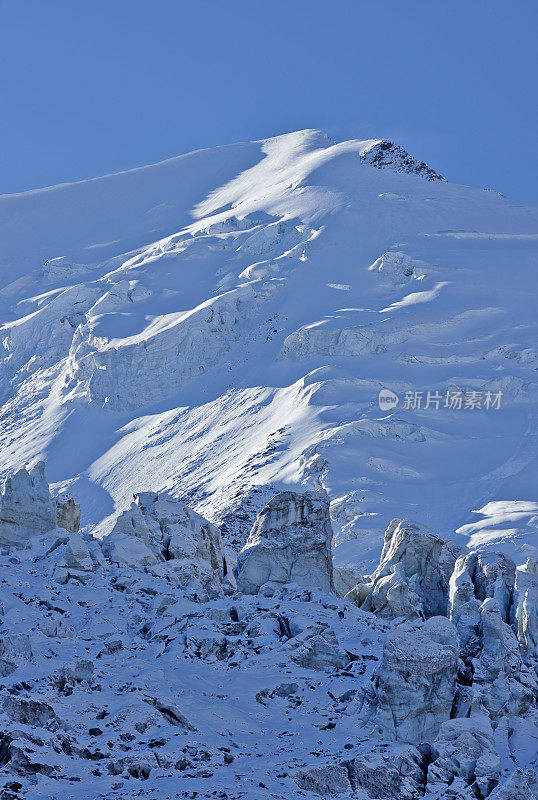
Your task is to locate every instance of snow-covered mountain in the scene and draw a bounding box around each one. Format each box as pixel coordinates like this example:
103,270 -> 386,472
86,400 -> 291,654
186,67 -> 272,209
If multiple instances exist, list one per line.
1,131 -> 537,799
1,129 -> 537,569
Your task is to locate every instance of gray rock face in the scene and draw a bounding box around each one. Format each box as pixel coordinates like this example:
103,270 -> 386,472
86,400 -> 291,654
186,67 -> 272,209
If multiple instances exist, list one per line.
55,495 -> 81,532
360,139 -> 445,181
235,491 -> 334,595
103,492 -> 230,596
349,519 -> 461,620
0,462 -> 57,547
368,616 -> 459,744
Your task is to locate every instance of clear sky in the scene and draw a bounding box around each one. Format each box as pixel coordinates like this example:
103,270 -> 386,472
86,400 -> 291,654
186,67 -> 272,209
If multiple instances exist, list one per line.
1,0 -> 536,200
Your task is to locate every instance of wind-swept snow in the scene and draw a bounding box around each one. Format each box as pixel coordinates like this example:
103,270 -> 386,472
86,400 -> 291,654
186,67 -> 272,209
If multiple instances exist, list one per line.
0,128 -> 537,576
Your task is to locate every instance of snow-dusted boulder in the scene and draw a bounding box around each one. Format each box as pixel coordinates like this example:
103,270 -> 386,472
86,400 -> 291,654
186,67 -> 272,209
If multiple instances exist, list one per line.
56,658 -> 94,691
427,716 -> 501,798
368,616 -> 459,744
347,745 -> 424,800
235,491 -> 334,595
348,519 -> 461,620
53,531 -> 97,584
103,492 -> 230,596
104,502 -> 159,567
0,462 -> 56,547
296,745 -> 425,799
282,623 -> 349,672
2,696 -> 56,727
295,764 -> 352,795
107,753 -> 159,781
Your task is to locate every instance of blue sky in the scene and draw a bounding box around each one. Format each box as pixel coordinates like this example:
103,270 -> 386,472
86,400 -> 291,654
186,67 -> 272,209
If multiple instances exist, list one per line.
1,0 -> 536,199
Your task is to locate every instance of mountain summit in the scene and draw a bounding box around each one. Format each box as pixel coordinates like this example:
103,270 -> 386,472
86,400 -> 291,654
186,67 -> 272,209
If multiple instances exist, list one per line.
0,130 -> 537,569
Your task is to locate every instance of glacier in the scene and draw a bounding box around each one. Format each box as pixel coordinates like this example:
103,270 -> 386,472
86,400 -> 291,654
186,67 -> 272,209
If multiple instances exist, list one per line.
1,129 -> 536,568
0,129 -> 537,799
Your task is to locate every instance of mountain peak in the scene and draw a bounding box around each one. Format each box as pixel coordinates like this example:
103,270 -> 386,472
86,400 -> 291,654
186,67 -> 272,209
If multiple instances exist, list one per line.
360,138 -> 445,181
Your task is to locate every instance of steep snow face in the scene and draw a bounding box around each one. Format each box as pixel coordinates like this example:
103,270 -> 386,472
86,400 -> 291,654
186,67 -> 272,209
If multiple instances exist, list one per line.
0,129 -> 537,568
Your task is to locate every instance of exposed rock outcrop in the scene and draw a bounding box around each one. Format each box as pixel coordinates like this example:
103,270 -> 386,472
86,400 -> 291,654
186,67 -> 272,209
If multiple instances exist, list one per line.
235,491 -> 334,595
360,139 -> 445,181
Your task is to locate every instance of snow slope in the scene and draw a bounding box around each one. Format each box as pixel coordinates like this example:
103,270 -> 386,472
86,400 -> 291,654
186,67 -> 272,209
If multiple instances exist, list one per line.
1,129 -> 537,568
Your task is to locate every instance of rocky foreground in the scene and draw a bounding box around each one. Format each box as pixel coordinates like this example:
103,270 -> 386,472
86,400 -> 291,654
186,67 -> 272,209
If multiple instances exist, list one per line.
0,465 -> 536,800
